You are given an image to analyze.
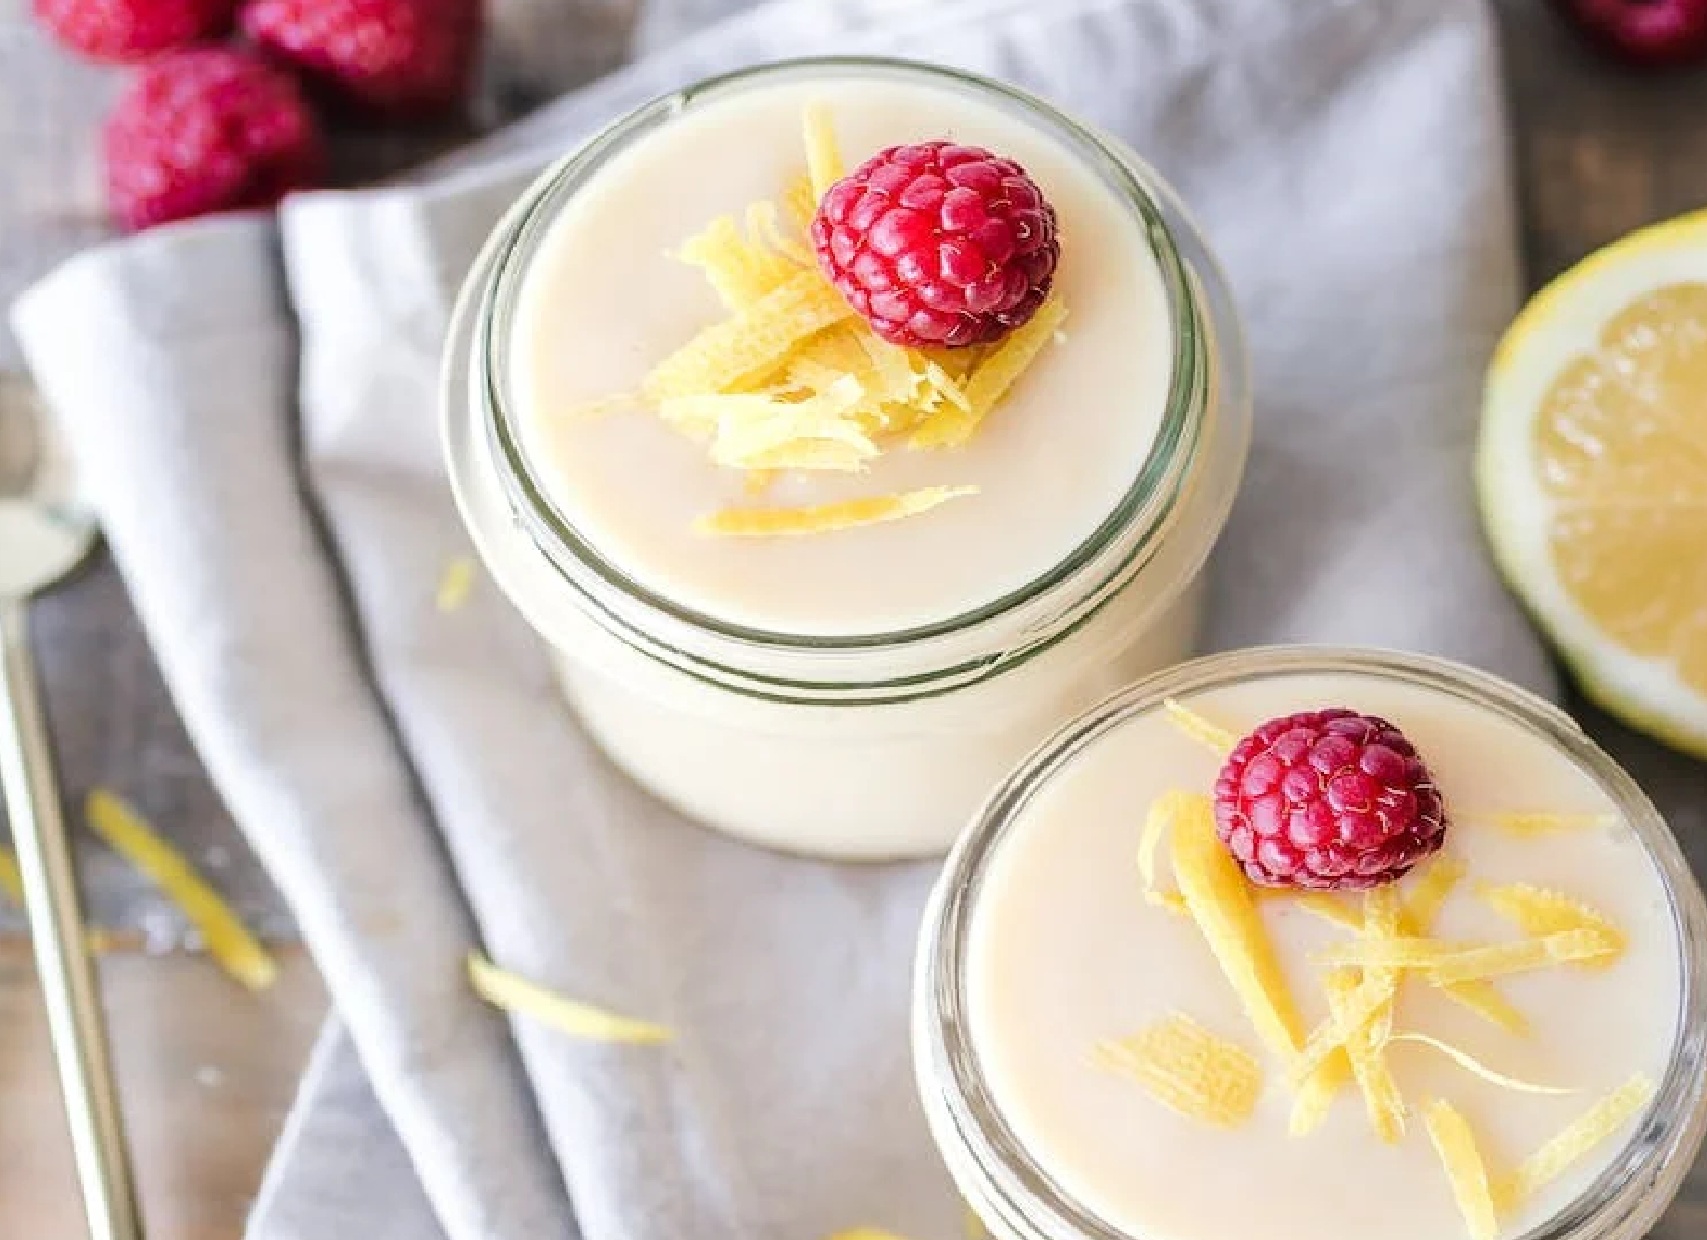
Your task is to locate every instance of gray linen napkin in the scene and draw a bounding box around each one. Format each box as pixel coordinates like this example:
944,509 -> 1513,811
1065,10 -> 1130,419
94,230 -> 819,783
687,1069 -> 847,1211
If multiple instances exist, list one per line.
11,0 -> 1553,1237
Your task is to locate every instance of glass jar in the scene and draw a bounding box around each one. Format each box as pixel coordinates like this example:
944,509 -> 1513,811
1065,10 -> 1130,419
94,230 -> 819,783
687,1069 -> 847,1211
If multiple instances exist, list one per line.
441,56 -> 1252,861
913,646 -> 1707,1240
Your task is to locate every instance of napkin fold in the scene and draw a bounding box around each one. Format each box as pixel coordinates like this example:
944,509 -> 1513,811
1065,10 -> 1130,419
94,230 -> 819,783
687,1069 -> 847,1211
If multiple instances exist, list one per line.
11,0 -> 1552,1237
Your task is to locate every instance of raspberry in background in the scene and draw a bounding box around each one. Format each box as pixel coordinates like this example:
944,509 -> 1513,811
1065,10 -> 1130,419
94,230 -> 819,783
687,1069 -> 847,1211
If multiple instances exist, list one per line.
241,0 -> 483,120
811,140 -> 1059,349
33,0 -> 236,61
104,48 -> 325,231
1549,0 -> 1707,66
1212,708 -> 1447,890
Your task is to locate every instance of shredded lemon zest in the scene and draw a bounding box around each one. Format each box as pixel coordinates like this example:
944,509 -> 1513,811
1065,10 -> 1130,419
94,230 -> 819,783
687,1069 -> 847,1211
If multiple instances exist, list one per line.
1095,1013 -> 1263,1129
803,101 -> 844,200
1442,981 -> 1531,1036
1171,794 -> 1304,1056
1160,698 -> 1238,755
85,790 -> 276,990
1389,1033 -> 1573,1094
1477,883 -> 1627,969
1293,974 -> 1393,1081
643,270 -> 853,401
467,952 -> 674,1045
695,486 -> 978,537
1289,1048 -> 1352,1136
1495,1075 -> 1656,1209
744,469 -> 777,496
782,173 -> 819,235
436,556 -> 477,613
0,846 -> 22,905
1327,967 -> 1405,1142
910,296 -> 1068,448
1469,811 -> 1616,837
1138,790 -> 1195,893
1425,1099 -> 1500,1240
1146,889 -> 1192,917
677,212 -> 807,311
1405,854 -> 1469,931
1362,885 -> 1404,1044
1313,929 -> 1618,979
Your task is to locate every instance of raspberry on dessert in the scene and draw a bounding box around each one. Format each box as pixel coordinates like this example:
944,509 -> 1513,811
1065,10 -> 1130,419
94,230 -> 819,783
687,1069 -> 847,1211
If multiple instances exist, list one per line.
810,140 -> 1060,349
1549,0 -> 1707,67
1212,708 -> 1446,890
103,48 -> 325,232
240,0 -> 482,120
33,0 -> 235,61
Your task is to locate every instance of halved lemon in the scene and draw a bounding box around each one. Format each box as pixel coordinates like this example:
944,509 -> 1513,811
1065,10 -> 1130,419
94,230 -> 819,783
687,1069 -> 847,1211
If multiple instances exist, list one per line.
1478,209 -> 1707,758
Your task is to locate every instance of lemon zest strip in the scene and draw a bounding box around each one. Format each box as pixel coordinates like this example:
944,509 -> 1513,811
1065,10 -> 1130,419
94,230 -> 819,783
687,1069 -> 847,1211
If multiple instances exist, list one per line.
1467,811 -> 1617,837
1171,793 -> 1304,1057
910,296 -> 1068,448
1476,883 -> 1627,969
1327,967 -> 1405,1142
1160,698 -> 1238,755
804,101 -> 844,200
1288,1047 -> 1352,1137
0,846 -> 22,905
1389,1033 -> 1573,1095
436,556 -> 477,613
1313,929 -> 1618,978
1494,1075 -> 1656,1209
1405,854 -> 1469,932
1425,1099 -> 1500,1240
85,789 -> 277,990
695,486 -> 978,537
467,952 -> 674,1045
1094,1013 -> 1263,1129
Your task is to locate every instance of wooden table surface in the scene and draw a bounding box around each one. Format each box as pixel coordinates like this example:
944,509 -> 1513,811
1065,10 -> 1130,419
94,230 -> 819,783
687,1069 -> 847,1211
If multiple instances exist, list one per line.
3,1 -> 1707,1236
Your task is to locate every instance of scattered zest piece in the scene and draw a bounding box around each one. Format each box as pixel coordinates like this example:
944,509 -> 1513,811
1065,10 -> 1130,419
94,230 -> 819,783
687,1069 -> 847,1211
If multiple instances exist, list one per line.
1389,1033 -> 1572,1095
1289,1048 -> 1353,1137
677,210 -> 808,311
1170,793 -> 1304,1056
1477,883 -> 1627,969
1313,929 -> 1619,981
803,101 -> 844,200
1425,1099 -> 1500,1240
1161,698 -> 1237,755
1278,890 -> 1364,931
1442,980 -> 1531,1036
0,846 -> 22,905
1495,1075 -> 1656,1210
643,270 -> 853,402
1146,889 -> 1191,917
436,555 -> 477,613
1293,973 -> 1393,1081
1139,790 -> 1196,896
1405,854 -> 1469,931
1470,811 -> 1616,837
910,296 -> 1068,448
695,486 -> 977,537
1327,967 -> 1406,1142
467,953 -> 673,1045
1362,885 -> 1404,1044
1095,1013 -> 1263,1129
85,790 -> 277,990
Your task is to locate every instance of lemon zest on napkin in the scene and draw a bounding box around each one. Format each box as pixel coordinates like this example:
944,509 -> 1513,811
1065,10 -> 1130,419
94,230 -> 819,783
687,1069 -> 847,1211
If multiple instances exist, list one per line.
86,789 -> 277,989
467,953 -> 674,1045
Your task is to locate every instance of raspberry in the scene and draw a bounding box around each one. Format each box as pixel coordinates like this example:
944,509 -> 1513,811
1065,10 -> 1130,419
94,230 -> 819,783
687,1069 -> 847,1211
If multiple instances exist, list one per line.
1550,0 -> 1707,67
1212,709 -> 1446,890
103,48 -> 325,232
240,0 -> 482,120
810,141 -> 1059,348
32,0 -> 235,61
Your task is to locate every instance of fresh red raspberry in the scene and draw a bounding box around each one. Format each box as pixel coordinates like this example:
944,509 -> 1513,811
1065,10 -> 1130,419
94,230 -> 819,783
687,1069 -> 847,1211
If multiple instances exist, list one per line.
1549,0 -> 1707,67
240,0 -> 482,120
32,0 -> 236,61
1212,709 -> 1447,890
103,48 -> 325,232
810,141 -> 1059,348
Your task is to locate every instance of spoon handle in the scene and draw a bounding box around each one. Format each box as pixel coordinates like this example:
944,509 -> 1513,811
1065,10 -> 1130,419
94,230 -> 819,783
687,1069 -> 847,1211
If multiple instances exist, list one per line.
0,599 -> 142,1240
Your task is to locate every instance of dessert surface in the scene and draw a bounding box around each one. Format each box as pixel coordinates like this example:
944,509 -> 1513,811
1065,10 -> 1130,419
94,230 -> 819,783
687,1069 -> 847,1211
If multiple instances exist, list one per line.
508,68 -> 1173,635
966,670 -> 1681,1240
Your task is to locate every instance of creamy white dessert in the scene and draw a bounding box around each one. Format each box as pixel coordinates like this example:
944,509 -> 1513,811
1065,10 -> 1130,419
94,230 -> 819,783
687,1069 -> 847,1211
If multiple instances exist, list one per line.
957,665 -> 1685,1240
507,70 -> 1173,636
448,58 -> 1250,859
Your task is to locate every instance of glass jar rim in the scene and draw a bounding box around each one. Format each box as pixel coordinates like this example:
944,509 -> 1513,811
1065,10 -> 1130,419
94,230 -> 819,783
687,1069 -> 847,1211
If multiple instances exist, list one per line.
914,645 -> 1707,1240
475,55 -> 1215,676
